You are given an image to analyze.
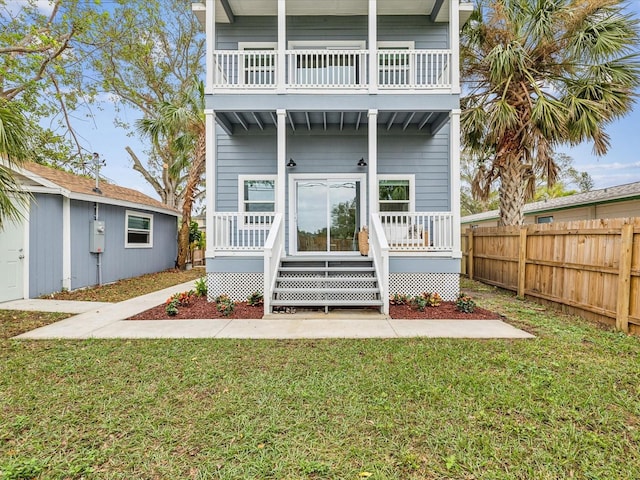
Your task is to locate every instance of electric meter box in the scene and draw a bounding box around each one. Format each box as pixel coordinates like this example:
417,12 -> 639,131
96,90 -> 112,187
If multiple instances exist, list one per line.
90,220 -> 106,253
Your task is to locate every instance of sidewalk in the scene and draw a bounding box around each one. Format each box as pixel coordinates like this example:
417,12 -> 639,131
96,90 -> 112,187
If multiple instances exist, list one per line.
9,281 -> 534,340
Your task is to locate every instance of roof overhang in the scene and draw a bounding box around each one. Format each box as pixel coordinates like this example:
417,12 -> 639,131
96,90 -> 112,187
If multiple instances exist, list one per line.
193,0 -> 472,25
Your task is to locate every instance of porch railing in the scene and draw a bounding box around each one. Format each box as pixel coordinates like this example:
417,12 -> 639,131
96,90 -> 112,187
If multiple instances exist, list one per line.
370,214 -> 390,315
377,50 -> 451,88
211,49 -> 451,89
211,212 -> 276,251
263,213 -> 284,315
377,212 -> 454,252
286,49 -> 369,88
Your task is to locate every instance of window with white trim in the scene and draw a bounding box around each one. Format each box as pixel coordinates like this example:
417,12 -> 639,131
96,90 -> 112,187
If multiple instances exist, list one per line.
378,175 -> 415,212
239,175 -> 277,225
239,42 -> 277,86
125,211 -> 153,248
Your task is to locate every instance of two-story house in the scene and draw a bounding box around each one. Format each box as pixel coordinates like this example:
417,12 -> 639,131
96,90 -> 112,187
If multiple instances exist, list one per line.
193,0 -> 472,315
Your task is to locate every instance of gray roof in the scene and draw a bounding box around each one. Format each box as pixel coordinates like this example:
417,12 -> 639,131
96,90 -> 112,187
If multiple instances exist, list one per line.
461,181 -> 640,224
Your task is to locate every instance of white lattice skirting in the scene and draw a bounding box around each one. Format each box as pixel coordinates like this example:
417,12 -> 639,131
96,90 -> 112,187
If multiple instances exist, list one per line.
389,273 -> 459,301
207,272 -> 264,302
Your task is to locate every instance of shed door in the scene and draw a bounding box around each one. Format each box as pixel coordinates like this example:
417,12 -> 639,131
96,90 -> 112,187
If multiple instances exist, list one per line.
0,217 -> 25,302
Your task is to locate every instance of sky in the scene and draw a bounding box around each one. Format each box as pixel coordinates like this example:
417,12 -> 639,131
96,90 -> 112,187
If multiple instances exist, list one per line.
65,1 -> 640,199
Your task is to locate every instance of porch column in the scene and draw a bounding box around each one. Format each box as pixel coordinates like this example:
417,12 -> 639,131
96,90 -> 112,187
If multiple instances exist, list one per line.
205,0 -> 215,94
450,109 -> 462,258
368,109 -> 379,217
277,109 -> 287,216
277,0 -> 286,93
205,109 -> 217,258
449,0 -> 460,93
368,0 -> 377,93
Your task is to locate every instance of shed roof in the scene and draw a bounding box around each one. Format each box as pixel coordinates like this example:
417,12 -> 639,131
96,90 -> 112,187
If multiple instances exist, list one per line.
18,162 -> 178,217
461,181 -> 640,224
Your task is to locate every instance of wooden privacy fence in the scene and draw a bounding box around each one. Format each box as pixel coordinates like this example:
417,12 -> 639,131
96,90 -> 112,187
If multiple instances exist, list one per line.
462,218 -> 640,334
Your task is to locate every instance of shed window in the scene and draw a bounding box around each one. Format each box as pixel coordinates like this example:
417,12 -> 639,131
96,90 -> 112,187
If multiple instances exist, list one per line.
126,211 -> 153,247
536,215 -> 554,224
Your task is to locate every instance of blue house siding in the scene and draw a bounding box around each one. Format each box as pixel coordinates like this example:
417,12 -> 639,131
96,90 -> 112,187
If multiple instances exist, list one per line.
216,16 -> 449,49
69,200 -> 177,290
29,194 -> 64,297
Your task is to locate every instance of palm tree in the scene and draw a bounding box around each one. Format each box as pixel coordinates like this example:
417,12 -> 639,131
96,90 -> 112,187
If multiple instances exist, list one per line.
137,81 -> 205,269
461,0 -> 640,225
0,100 -> 31,229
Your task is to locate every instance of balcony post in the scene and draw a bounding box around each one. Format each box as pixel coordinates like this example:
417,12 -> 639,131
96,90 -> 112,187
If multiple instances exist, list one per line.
277,0 -> 286,93
277,109 -> 287,216
368,0 -> 377,93
205,0 -> 215,94
205,109 -> 217,258
450,0 -> 460,93
450,109 -> 462,258
368,109 -> 379,216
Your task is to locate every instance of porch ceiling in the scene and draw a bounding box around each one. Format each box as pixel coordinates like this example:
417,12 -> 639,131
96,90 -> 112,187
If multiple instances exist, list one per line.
194,0 -> 459,24
215,110 -> 450,136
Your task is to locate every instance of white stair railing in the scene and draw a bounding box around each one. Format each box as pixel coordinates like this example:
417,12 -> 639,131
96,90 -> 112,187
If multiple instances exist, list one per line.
263,213 -> 284,316
369,215 -> 390,315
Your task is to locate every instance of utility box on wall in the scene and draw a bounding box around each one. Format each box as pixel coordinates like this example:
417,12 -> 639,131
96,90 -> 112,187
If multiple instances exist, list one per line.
90,220 -> 106,253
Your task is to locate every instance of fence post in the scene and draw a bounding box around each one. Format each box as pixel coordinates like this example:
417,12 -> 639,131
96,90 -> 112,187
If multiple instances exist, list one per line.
517,227 -> 527,298
467,228 -> 474,280
616,223 -> 633,333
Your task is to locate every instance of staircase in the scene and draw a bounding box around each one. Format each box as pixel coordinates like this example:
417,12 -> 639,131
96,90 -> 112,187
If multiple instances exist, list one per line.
270,256 -> 383,313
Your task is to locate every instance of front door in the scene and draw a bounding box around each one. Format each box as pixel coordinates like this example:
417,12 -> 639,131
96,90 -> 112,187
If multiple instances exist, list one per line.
292,175 -> 365,254
0,216 -> 25,302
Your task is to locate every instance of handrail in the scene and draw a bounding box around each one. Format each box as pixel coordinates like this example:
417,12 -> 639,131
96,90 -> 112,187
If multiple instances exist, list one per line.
263,213 -> 284,315
370,214 -> 390,315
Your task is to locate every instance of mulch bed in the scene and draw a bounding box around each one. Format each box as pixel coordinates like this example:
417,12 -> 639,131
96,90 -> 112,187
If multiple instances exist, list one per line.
128,296 -> 503,320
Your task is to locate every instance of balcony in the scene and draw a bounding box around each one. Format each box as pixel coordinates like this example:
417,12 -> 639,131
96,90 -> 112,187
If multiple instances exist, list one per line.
211,49 -> 452,91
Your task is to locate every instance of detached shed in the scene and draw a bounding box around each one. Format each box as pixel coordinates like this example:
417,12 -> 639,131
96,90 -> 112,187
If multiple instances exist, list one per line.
0,162 -> 178,302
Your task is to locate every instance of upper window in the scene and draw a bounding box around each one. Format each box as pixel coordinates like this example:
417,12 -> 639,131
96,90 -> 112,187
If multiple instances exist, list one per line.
238,175 -> 277,225
238,42 -> 277,86
125,211 -> 153,248
378,41 -> 415,86
378,175 -> 415,212
536,215 -> 554,224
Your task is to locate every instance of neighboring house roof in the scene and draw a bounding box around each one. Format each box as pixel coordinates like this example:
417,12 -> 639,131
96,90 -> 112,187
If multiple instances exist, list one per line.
461,181 -> 640,224
16,162 -> 179,217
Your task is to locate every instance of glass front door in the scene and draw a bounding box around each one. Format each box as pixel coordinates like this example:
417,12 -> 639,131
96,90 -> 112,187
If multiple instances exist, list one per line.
294,178 -> 362,253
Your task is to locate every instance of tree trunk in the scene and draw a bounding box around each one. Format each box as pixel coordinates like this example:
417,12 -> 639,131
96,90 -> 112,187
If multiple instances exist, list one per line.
175,132 -> 206,269
498,161 -> 529,226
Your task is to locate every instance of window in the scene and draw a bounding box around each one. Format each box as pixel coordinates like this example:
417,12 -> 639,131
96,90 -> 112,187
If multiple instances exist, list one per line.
125,211 -> 153,248
239,175 -> 277,225
536,215 -> 554,224
378,175 -> 415,212
288,41 -> 366,86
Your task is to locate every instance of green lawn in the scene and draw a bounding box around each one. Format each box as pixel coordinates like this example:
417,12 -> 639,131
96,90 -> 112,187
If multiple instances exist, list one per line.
1,280 -> 639,479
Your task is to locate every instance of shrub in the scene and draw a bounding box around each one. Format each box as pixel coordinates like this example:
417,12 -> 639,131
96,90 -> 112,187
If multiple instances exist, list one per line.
456,293 -> 476,313
411,292 -> 442,311
390,293 -> 410,305
194,276 -> 207,297
165,290 -> 196,316
247,291 -> 264,307
215,294 -> 235,316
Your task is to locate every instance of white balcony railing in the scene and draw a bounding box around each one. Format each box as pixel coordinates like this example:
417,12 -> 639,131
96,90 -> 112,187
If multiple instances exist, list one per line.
211,212 -> 276,251
211,49 -> 451,90
378,49 -> 451,88
377,212 -> 454,252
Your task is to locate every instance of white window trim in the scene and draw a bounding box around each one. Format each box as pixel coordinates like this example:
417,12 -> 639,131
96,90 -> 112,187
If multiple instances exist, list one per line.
125,210 -> 153,249
377,41 -> 415,49
288,40 -> 366,50
238,42 -> 277,50
238,175 -> 278,228
377,42 -> 416,86
377,174 -> 416,212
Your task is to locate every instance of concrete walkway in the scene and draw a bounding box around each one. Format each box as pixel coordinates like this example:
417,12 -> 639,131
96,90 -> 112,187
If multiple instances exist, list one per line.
9,281 -> 534,340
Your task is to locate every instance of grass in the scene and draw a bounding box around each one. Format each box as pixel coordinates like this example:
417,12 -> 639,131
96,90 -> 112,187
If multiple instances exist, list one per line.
44,267 -> 204,303
0,311 -> 70,340
1,279 -> 639,479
